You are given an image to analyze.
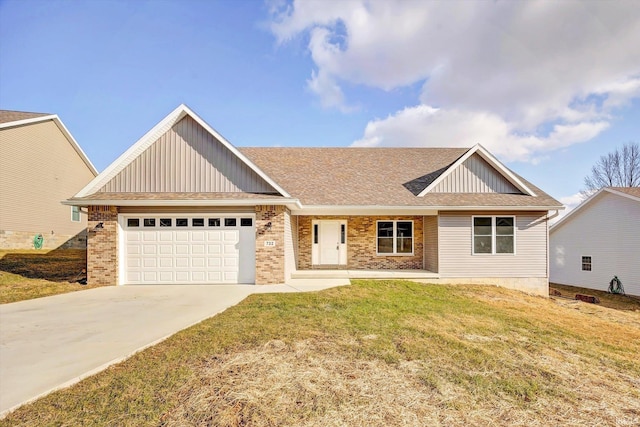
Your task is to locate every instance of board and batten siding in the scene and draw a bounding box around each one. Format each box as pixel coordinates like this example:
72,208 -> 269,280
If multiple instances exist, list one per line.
0,120 -> 95,236
423,215 -> 438,273
432,154 -> 520,193
438,211 -> 548,278
98,116 -> 276,193
550,191 -> 640,296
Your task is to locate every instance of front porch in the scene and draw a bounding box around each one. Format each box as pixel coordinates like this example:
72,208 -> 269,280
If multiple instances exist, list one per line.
290,269 -> 439,280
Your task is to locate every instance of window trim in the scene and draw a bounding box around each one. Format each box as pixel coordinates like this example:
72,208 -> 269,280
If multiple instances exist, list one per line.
376,220 -> 414,256
472,215 -> 516,255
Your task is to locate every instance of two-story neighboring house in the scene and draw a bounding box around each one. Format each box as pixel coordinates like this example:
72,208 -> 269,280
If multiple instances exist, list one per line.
0,110 -> 98,249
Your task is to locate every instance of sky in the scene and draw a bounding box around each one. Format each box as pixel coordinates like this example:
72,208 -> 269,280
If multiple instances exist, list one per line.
1,0 -> 639,217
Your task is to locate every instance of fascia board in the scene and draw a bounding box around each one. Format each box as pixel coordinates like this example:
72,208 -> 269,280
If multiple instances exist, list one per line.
0,114 -> 57,129
291,205 -> 559,216
62,198 -> 301,207
417,144 -> 536,197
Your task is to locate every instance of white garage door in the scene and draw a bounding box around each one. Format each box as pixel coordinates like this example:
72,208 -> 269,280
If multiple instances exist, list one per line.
120,215 -> 255,284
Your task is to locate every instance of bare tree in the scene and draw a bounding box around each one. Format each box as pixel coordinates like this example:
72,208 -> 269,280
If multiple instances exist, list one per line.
582,142 -> 640,198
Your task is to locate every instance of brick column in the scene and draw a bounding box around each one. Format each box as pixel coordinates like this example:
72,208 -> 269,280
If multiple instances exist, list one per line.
87,206 -> 119,286
255,205 -> 285,284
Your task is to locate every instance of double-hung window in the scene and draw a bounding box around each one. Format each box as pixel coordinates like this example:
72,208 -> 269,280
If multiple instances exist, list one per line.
473,216 -> 515,254
377,221 -> 413,255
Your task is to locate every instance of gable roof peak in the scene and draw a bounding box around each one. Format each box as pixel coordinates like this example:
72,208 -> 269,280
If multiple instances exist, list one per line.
74,105 -> 291,198
416,143 -> 536,197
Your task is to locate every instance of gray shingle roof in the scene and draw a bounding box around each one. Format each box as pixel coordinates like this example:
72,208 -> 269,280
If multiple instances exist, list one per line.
0,110 -> 51,125
240,147 -> 562,208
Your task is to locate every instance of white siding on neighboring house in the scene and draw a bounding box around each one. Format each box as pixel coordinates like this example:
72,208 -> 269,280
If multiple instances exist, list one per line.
550,191 -> 640,296
99,116 -> 276,193
432,154 -> 520,193
438,211 -> 548,278
284,209 -> 297,280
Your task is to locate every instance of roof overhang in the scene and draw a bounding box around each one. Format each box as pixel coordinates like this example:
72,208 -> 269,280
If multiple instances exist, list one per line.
290,205 -> 561,216
63,197 -> 302,210
0,114 -> 98,176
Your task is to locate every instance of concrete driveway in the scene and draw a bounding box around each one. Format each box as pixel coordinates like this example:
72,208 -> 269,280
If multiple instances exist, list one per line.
0,280 -> 348,416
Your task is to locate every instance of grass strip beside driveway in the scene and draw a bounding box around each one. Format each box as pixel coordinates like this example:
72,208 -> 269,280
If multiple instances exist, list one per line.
2,280 -> 639,426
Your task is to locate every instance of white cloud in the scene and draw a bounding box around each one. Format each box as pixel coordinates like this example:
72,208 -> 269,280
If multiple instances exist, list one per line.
269,0 -> 640,162
353,105 -> 609,162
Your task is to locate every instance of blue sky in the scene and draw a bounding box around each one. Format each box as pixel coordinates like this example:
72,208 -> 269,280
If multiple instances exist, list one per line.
1,0 -> 639,214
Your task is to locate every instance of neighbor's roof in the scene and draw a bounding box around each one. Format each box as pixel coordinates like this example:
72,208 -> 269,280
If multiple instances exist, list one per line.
240,147 -> 562,209
0,110 -> 51,124
610,187 -> 640,198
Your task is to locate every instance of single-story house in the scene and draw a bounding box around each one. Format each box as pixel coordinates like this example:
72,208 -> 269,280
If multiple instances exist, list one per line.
550,187 -> 640,296
66,105 -> 562,295
0,110 -> 98,249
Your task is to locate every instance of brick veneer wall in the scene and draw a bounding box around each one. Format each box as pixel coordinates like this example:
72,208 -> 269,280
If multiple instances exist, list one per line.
255,205 -> 286,284
87,206 -> 119,286
297,216 -> 424,270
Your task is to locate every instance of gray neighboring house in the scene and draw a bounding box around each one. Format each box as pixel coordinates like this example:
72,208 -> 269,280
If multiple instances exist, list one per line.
0,110 -> 98,249
550,187 -> 640,296
66,105 -> 562,295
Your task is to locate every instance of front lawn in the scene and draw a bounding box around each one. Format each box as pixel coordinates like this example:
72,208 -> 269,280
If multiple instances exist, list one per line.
2,280 -> 639,426
0,250 -> 99,304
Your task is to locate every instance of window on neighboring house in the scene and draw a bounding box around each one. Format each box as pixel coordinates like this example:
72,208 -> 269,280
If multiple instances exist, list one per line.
582,256 -> 592,271
377,221 -> 413,255
473,216 -> 515,254
71,206 -> 80,222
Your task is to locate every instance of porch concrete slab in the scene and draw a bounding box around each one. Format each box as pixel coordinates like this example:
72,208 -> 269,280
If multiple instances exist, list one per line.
291,269 -> 439,280
0,280 -> 349,417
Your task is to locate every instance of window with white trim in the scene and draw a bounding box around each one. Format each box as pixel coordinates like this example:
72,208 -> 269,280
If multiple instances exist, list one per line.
71,206 -> 80,222
472,216 -> 515,254
377,221 -> 413,255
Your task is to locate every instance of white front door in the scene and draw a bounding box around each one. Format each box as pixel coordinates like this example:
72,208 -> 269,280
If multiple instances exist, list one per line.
313,220 -> 347,265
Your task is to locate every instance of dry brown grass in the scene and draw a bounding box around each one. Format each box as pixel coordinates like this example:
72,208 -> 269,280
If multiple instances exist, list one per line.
0,249 -> 101,303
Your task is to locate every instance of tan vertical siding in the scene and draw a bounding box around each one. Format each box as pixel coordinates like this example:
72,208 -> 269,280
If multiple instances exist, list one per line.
550,192 -> 640,296
99,116 -> 276,193
433,154 -> 520,193
438,211 -> 548,278
423,215 -> 438,272
0,120 -> 96,237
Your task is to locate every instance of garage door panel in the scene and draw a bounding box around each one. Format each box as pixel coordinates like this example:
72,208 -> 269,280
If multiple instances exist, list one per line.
123,215 -> 254,285
159,257 -> 173,268
143,245 -> 157,255
175,257 -> 189,268
142,232 -> 157,241
143,258 -> 157,268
